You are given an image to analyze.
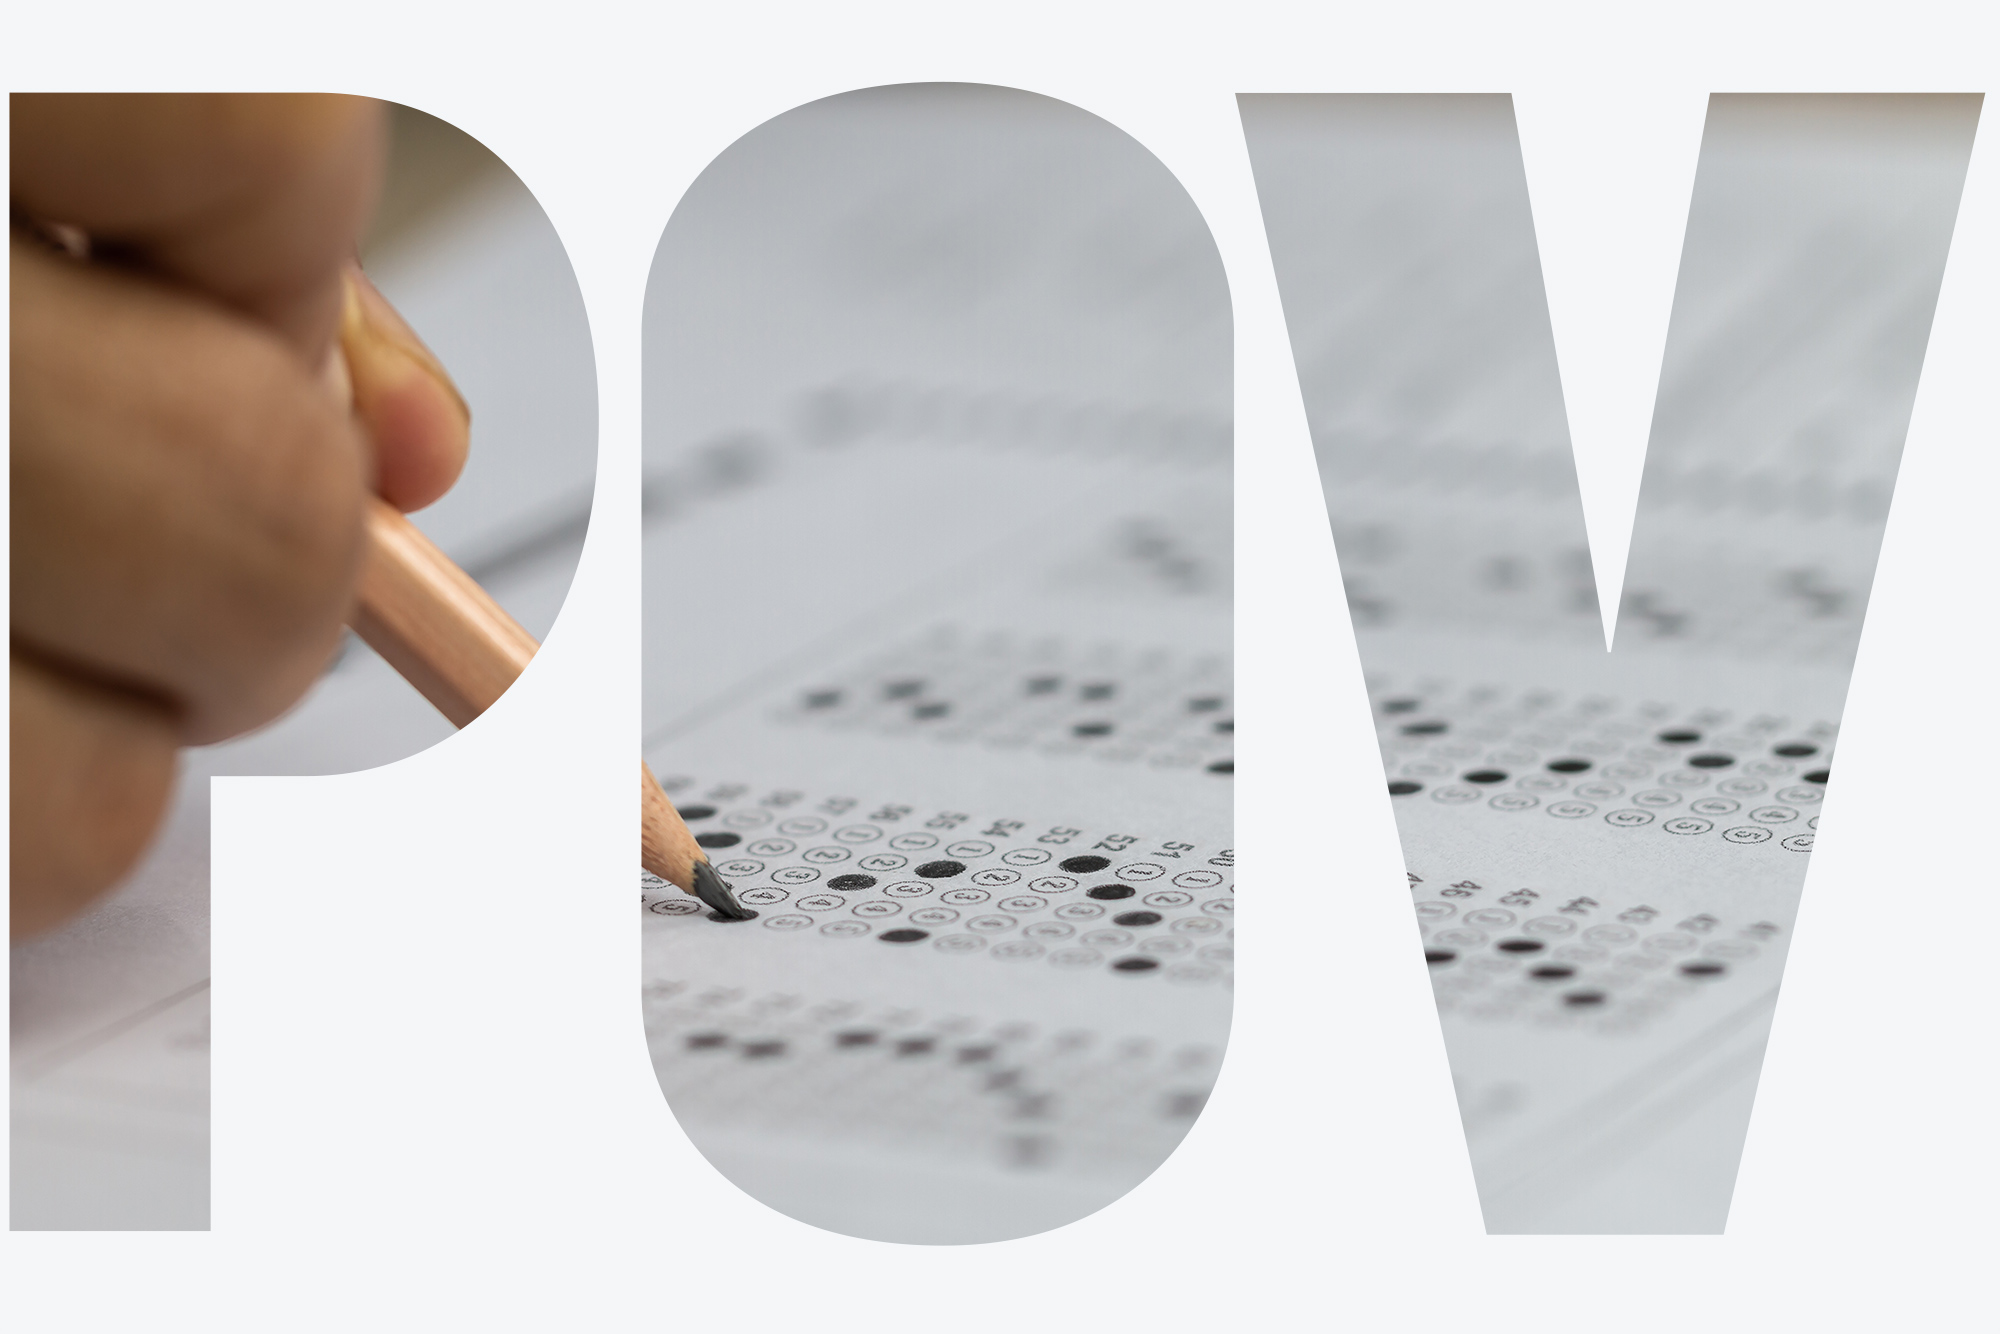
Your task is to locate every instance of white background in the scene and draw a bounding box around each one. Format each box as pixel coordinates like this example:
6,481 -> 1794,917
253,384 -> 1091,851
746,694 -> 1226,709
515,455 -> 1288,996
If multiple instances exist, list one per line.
4,1 -> 1995,1328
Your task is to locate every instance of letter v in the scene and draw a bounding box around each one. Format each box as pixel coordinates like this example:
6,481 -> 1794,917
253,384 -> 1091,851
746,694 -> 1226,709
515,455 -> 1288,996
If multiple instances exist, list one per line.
1240,92 -> 1980,1233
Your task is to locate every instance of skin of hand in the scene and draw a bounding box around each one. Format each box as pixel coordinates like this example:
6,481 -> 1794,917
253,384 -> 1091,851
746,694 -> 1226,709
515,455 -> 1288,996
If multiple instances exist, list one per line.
10,94 -> 472,937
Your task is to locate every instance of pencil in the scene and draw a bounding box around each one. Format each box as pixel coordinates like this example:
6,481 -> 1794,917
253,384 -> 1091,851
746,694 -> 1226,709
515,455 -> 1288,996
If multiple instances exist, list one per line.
640,763 -> 748,918
348,496 -> 751,919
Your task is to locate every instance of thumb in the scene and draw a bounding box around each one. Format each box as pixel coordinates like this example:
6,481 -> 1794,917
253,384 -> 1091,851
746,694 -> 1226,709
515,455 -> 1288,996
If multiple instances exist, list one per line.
337,263 -> 471,512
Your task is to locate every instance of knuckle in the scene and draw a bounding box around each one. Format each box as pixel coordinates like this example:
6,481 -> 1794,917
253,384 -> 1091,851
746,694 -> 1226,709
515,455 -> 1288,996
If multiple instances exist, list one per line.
208,94 -> 384,195
10,662 -> 179,931
179,343 -> 368,735
241,373 -> 369,601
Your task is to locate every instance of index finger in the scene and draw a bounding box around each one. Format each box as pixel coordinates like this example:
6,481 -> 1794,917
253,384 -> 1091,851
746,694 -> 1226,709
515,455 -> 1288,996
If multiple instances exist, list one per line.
10,93 -> 387,363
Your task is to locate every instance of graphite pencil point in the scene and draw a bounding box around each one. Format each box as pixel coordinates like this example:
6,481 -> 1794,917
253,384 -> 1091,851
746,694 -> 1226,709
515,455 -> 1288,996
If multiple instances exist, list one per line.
690,859 -> 753,920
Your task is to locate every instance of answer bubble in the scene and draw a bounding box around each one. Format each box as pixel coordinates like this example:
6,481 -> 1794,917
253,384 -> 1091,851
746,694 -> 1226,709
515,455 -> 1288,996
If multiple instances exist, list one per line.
852,900 -> 903,918
648,899 -> 700,916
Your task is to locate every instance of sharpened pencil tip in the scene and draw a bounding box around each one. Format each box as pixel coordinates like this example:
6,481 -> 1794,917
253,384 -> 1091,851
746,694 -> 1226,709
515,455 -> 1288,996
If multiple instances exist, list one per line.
691,859 -> 754,920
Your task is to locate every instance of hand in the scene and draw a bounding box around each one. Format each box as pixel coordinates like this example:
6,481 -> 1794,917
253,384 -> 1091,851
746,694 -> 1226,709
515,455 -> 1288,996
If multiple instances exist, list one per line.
10,94 -> 472,936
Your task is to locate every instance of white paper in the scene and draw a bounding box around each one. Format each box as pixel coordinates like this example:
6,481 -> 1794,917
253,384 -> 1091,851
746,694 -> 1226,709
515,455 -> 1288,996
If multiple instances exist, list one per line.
1240,92 -> 1979,1232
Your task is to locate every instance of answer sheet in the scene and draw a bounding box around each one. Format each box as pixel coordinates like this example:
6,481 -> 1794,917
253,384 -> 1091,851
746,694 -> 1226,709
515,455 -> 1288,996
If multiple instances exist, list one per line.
640,85 -> 1234,1243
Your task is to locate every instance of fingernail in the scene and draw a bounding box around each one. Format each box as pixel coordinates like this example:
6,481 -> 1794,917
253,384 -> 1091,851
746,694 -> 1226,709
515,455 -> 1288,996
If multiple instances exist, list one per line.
340,264 -> 471,426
